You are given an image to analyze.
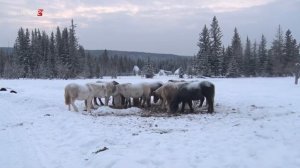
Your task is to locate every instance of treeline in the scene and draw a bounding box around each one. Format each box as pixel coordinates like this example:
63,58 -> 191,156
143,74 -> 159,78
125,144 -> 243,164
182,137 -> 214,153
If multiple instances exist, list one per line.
194,16 -> 300,77
1,18 -> 299,79
0,20 -> 189,79
1,20 -> 84,79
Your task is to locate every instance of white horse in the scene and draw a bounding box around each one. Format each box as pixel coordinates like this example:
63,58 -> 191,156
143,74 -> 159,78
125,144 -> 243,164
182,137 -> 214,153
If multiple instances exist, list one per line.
113,83 -> 151,108
64,83 -> 94,112
64,82 -> 114,112
142,81 -> 163,104
89,81 -> 116,106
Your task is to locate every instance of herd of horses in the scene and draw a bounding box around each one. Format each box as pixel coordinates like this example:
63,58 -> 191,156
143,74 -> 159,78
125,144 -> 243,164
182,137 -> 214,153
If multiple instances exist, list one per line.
64,79 -> 215,114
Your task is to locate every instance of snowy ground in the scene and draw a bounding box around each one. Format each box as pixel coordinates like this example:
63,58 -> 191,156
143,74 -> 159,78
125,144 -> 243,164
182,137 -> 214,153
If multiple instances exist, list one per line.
0,76 -> 299,168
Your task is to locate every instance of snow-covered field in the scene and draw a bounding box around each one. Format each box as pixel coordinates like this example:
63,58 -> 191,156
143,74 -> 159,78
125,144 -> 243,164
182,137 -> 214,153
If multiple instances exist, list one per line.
0,76 -> 299,168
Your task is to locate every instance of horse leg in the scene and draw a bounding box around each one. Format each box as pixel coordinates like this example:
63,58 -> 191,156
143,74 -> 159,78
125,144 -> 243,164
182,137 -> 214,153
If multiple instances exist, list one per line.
71,100 -> 79,112
188,100 -> 194,113
207,97 -> 214,113
140,97 -> 145,107
94,97 -> 99,106
84,100 -> 87,111
146,96 -> 151,107
199,97 -> 205,107
181,101 -> 185,113
86,97 -> 93,113
128,98 -> 132,107
99,98 -> 104,106
91,98 -> 95,109
146,97 -> 150,107
161,98 -> 166,110
124,97 -> 129,108
204,95 -> 214,113
105,96 -> 109,106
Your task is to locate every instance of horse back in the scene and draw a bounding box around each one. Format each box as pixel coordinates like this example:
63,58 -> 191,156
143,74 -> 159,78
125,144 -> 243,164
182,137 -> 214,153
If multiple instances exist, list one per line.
65,83 -> 91,101
87,83 -> 108,97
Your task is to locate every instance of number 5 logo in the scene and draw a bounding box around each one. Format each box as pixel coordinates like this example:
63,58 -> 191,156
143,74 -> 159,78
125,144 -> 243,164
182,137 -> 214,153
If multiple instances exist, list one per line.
37,9 -> 44,16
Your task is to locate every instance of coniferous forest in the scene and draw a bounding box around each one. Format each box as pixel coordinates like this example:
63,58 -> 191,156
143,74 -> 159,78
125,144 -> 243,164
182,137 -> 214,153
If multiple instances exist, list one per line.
0,17 -> 299,79
194,16 -> 300,77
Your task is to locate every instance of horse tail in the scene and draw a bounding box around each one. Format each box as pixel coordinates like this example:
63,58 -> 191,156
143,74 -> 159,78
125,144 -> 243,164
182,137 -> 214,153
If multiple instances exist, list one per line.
65,88 -> 71,105
201,82 -> 215,113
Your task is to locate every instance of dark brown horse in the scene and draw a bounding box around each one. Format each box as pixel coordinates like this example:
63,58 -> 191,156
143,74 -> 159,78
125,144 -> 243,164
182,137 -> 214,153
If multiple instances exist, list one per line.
169,81 -> 215,113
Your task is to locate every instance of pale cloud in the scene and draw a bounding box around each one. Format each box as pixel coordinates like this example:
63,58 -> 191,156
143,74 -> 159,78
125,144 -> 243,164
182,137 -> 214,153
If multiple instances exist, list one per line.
200,0 -> 276,12
0,0 -> 277,29
0,0 -> 299,55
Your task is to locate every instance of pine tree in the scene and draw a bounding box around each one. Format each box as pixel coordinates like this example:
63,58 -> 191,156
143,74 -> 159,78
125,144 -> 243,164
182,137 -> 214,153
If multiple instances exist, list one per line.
226,46 -> 239,77
197,25 -> 211,76
270,25 -> 284,76
61,28 -> 70,78
14,28 -> 31,77
35,29 -> 43,77
39,31 -> 50,78
265,50 -> 273,76
252,40 -> 258,76
85,52 -> 93,78
220,46 -> 227,76
69,19 -> 79,78
283,30 -> 299,75
0,49 -> 6,77
95,56 -> 101,78
258,34 -> 267,76
30,29 -> 38,77
77,45 -> 86,77
230,27 -> 242,76
244,36 -> 252,77
210,16 -> 223,76
49,32 -> 56,78
100,49 -> 109,76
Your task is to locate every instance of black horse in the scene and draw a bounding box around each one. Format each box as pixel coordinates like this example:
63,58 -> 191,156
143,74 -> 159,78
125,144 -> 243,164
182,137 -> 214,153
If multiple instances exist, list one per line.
169,81 -> 215,113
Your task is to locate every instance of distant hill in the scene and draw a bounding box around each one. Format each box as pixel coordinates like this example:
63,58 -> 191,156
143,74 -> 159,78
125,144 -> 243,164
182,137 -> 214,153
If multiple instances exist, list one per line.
86,50 -> 192,61
0,47 -> 192,61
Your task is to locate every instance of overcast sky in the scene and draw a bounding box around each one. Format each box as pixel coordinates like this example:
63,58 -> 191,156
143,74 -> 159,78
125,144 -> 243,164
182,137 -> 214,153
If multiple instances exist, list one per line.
0,0 -> 299,56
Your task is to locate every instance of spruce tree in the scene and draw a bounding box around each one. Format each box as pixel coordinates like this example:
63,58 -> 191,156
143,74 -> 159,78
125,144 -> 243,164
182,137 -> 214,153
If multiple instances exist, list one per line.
252,40 -> 258,76
220,46 -> 227,76
270,25 -> 284,76
230,27 -> 242,76
69,19 -> 79,78
84,52 -> 93,78
77,45 -> 86,77
197,25 -> 211,76
283,30 -> 299,75
210,16 -> 223,76
265,50 -> 273,76
226,46 -> 239,77
0,49 -> 6,77
39,31 -> 50,78
14,28 -> 31,77
49,32 -> 56,78
61,28 -> 70,78
244,36 -> 252,77
258,34 -> 267,76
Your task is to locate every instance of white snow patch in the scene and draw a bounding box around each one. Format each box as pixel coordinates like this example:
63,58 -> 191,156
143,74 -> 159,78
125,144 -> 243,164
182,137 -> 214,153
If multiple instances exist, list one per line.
0,77 -> 300,168
92,106 -> 143,116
